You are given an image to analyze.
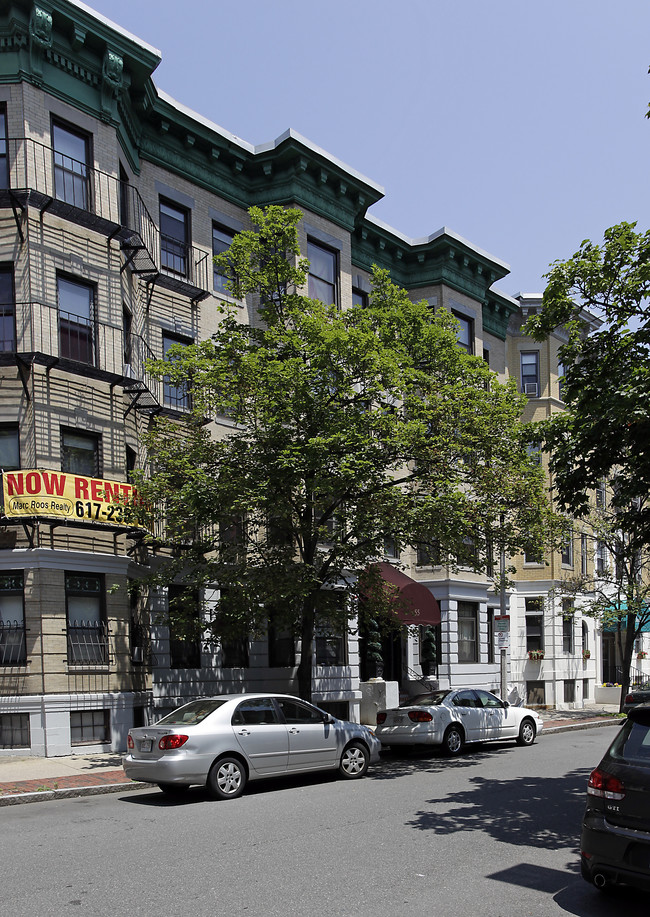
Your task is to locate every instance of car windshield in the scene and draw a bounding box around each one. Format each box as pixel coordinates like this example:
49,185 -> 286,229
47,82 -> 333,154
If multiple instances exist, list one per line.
156,699 -> 228,726
400,691 -> 450,708
609,719 -> 650,765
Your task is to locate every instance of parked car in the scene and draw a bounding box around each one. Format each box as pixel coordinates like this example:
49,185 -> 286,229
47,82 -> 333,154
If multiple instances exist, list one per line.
622,684 -> 650,716
123,693 -> 380,800
375,688 -> 543,755
580,703 -> 650,892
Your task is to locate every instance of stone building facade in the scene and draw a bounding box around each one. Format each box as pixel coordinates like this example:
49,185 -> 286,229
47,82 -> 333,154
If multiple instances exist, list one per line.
0,0 -> 605,756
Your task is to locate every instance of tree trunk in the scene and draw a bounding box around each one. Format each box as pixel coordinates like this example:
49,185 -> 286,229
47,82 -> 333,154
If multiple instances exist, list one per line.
619,612 -> 637,713
297,602 -> 316,703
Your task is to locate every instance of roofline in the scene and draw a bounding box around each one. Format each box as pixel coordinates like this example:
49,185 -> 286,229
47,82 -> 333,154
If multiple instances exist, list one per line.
365,213 -> 511,273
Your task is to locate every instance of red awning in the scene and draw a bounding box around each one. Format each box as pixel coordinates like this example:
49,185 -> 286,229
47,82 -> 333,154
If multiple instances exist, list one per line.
373,562 -> 441,626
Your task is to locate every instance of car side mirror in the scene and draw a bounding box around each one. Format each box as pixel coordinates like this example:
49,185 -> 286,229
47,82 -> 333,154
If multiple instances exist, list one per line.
323,713 -> 335,724
503,701 -> 509,708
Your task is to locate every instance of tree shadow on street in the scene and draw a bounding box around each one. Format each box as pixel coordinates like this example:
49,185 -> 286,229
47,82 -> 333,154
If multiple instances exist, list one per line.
406,767 -> 590,851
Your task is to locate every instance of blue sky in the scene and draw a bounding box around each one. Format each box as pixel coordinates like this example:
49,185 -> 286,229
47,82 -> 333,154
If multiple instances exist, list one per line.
86,0 -> 650,297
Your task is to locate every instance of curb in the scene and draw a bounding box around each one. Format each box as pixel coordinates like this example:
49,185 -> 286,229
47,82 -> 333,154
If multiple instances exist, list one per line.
0,780 -> 149,807
542,719 -> 621,735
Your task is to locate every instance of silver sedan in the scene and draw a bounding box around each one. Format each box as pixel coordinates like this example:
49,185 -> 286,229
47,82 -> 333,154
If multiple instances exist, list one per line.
375,688 -> 543,755
123,693 -> 381,799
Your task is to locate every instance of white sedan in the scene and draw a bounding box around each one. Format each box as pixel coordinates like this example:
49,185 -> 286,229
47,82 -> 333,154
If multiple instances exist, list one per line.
375,688 -> 543,755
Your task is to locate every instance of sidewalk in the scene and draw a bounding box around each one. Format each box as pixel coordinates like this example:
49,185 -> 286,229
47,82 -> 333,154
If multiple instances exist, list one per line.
0,704 -> 623,806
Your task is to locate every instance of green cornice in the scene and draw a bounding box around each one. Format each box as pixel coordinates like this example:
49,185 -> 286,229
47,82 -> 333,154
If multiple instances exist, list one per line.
0,1 -> 514,315
483,289 -> 520,341
351,219 -> 512,315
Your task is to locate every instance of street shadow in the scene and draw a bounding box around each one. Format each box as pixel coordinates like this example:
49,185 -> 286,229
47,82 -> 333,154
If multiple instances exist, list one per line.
406,766 -> 590,850
486,861 -> 648,916
71,755 -> 123,770
119,768 -> 344,807
368,741 -> 511,780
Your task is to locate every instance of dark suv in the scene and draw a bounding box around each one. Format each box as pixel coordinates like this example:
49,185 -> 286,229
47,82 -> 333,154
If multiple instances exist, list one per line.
581,704 -> 650,891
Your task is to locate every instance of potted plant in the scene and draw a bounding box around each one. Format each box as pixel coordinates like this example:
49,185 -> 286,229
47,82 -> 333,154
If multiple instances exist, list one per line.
637,651 -> 647,660
583,649 -> 591,660
528,650 -> 545,661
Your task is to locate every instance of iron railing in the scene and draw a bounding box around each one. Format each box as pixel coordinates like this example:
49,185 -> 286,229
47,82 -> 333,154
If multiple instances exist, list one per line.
67,620 -> 110,666
0,620 -> 26,666
0,137 -> 210,294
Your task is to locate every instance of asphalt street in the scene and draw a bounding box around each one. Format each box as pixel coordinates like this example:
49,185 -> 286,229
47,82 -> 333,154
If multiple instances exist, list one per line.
1,727 -> 646,917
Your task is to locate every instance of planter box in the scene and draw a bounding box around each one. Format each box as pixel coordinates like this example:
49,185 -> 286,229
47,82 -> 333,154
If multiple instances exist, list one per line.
595,686 -> 621,705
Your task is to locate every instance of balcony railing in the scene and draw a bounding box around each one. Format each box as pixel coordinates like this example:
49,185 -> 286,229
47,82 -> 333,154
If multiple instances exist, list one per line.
0,300 -> 162,411
0,137 -> 210,299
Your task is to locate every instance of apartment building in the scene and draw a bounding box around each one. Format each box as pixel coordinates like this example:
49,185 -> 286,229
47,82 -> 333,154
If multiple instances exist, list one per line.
0,1 -> 604,757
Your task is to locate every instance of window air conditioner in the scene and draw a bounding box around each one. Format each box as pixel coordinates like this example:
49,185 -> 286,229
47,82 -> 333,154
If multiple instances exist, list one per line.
524,382 -> 538,396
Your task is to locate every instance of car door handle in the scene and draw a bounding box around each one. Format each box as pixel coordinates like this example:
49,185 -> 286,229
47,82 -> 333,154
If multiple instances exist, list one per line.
459,710 -> 468,716
238,729 -> 250,736
288,727 -> 300,734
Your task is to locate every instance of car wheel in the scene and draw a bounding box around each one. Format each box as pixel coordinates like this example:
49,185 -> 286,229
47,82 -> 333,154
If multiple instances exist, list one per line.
442,724 -> 464,756
207,756 -> 247,800
339,742 -> 370,779
157,783 -> 189,796
516,718 -> 536,747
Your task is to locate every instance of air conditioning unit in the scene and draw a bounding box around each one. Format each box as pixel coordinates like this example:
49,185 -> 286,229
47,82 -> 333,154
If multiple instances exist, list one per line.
122,363 -> 135,378
132,646 -> 143,664
524,382 -> 538,396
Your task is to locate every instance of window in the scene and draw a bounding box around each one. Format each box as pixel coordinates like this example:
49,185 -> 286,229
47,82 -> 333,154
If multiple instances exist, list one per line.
213,223 -> 235,294
526,681 -> 545,705
557,360 -> 565,401
0,424 -> 19,470
595,541 -> 607,576
268,608 -> 295,667
0,265 -> 15,351
315,626 -> 346,666
487,608 -> 495,664
562,612 -> 574,654
122,306 -> 132,366
581,533 -> 588,576
232,697 -> 279,726
160,199 -> 190,277
0,713 -> 30,749
307,240 -> 337,306
219,516 -> 246,562
561,530 -> 573,567
527,443 -> 542,466
66,573 -> 107,665
564,680 -> 576,704
596,480 -> 607,509
57,275 -> 95,365
0,571 -> 26,666
168,585 -> 201,669
453,312 -> 474,354
352,288 -> 368,308
52,121 -> 91,209
384,536 -> 399,559
221,635 -> 249,668
61,429 -> 99,477
126,445 -> 137,479
277,698 -> 324,724
525,598 -> 544,652
162,333 -> 191,411
521,351 -> 540,397
0,105 -> 7,189
582,621 -> 589,655
416,541 -> 441,567
457,602 -> 478,663
119,163 -> 130,226
70,710 -> 109,745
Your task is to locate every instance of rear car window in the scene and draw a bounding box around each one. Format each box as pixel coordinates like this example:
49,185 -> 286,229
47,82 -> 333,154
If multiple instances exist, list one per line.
400,691 -> 449,707
609,719 -> 650,765
157,699 -> 227,726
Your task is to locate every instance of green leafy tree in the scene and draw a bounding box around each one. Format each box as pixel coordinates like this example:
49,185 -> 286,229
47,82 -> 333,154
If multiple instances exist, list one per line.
141,205 -> 555,702
525,221 -> 650,707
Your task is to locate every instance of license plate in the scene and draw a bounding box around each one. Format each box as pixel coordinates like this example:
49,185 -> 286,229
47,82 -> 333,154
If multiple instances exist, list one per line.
140,739 -> 152,752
